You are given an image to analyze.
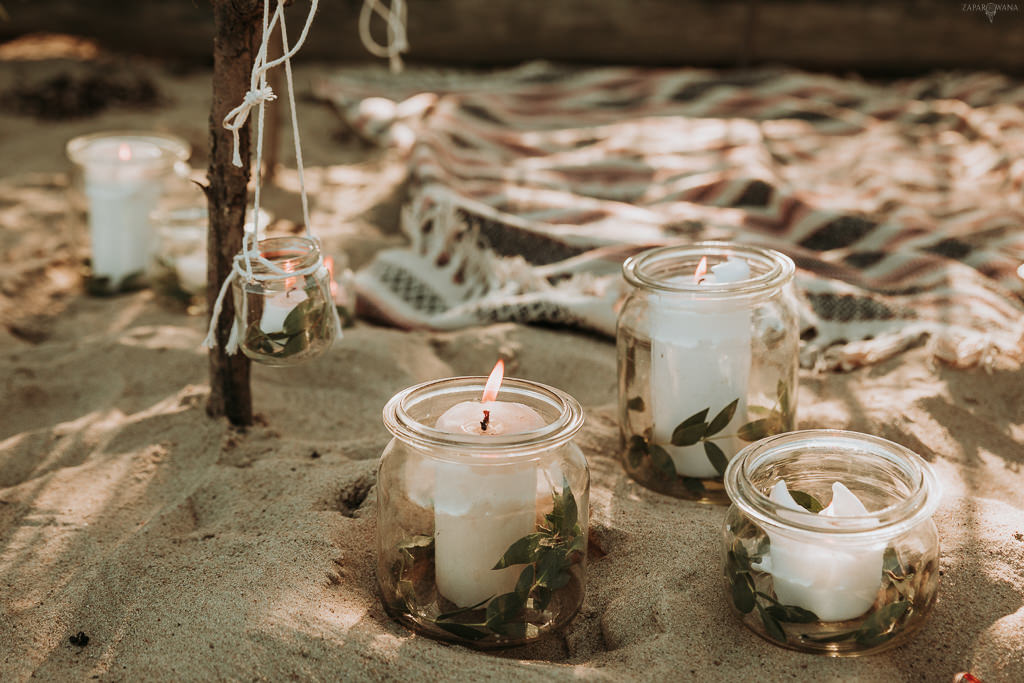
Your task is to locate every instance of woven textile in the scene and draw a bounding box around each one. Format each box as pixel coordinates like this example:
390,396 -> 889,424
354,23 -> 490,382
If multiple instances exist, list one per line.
315,63 -> 1024,369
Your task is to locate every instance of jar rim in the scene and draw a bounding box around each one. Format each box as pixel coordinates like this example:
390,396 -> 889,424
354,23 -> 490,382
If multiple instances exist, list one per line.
253,235 -> 321,275
382,375 -> 585,463
724,429 -> 941,540
622,241 -> 794,298
66,130 -> 190,167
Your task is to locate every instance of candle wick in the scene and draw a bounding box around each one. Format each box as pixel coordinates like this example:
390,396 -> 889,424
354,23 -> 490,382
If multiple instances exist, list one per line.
480,410 -> 490,432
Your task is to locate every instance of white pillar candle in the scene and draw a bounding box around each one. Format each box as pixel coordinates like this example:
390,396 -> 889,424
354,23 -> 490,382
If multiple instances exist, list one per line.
260,288 -> 308,333
82,141 -> 166,287
68,133 -> 190,289
760,480 -> 884,622
650,257 -> 751,477
432,361 -> 545,607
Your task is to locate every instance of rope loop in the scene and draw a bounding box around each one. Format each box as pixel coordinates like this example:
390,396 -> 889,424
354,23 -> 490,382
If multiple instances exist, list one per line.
223,86 -> 278,167
359,0 -> 408,73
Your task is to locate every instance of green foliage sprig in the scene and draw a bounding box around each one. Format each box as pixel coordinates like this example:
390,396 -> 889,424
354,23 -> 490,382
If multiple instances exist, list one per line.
726,527 -> 820,643
736,380 -> 792,442
625,380 -> 793,484
395,481 -> 583,642
244,290 -> 331,358
669,398 -> 739,475
799,548 -> 917,647
433,479 -> 583,640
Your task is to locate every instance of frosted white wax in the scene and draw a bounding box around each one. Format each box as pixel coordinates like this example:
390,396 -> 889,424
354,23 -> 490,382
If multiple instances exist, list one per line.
435,400 -> 545,435
650,257 -> 752,477
259,288 -> 308,333
433,398 -> 545,607
174,252 -> 207,294
81,140 -> 166,286
760,480 -> 884,622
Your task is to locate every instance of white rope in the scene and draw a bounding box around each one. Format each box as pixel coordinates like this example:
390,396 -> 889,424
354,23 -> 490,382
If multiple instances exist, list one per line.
359,0 -> 408,73
244,0 -> 274,280
279,5 -> 312,234
221,0 -> 320,171
207,0 -> 343,354
222,87 -> 276,168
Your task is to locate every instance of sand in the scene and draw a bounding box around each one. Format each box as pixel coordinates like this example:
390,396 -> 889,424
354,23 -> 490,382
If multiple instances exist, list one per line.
1,49 -> 1023,682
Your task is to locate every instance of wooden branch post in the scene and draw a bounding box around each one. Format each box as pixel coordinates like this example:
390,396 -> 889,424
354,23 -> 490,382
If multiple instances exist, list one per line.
206,0 -> 262,426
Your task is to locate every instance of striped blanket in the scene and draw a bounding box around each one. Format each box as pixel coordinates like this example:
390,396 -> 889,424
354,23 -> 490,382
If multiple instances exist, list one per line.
314,63 -> 1024,370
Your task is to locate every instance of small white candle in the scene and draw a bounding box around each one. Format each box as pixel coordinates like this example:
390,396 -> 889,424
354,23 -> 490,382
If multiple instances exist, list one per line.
260,288 -> 307,333
650,256 -> 752,477
759,480 -> 884,622
432,361 -> 545,607
175,252 -> 207,294
162,212 -> 264,295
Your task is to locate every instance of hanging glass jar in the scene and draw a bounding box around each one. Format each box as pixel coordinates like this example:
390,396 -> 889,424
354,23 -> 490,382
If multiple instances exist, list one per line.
231,235 -> 336,365
616,242 -> 799,504
722,430 -> 941,655
378,370 -> 589,648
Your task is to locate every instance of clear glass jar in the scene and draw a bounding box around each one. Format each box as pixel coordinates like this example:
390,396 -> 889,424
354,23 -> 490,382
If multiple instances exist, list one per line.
150,166 -> 271,314
722,430 -> 941,656
231,236 -> 336,365
66,131 -> 190,293
617,242 -> 799,503
378,376 -> 589,648
149,170 -> 209,310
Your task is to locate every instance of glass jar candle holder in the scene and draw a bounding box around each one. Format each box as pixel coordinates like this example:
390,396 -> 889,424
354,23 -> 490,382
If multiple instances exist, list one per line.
617,242 -> 799,504
66,131 -> 190,292
151,174 -> 270,312
378,375 -> 589,648
231,236 -> 336,365
722,430 -> 941,656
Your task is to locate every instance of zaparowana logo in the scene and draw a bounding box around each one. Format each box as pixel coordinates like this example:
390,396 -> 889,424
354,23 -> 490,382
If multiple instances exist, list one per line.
962,3 -> 1020,22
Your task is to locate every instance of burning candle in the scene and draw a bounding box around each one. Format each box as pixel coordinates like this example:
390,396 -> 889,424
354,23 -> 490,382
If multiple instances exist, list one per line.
66,132 -> 189,288
759,480 -> 884,622
650,255 -> 752,477
432,360 -> 546,607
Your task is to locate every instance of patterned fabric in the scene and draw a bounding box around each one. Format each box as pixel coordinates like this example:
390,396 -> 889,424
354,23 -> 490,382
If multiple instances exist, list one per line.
314,63 -> 1024,370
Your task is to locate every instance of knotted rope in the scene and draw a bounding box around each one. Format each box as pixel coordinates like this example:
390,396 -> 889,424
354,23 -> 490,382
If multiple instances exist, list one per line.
222,86 -> 277,168
359,0 -> 409,73
205,0 -> 343,353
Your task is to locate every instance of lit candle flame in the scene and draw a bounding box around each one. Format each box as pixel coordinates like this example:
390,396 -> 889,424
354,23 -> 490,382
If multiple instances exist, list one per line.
261,248 -> 298,293
481,359 -> 504,403
118,143 -> 132,162
694,256 -> 708,284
